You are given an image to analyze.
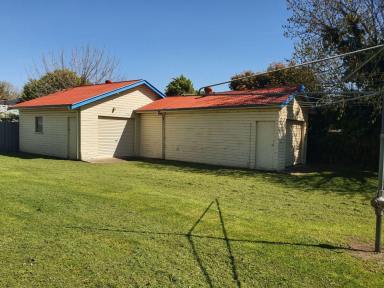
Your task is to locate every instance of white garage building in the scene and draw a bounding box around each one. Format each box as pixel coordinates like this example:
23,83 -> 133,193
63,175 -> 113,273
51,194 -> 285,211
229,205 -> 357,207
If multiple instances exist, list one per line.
137,87 -> 308,171
15,81 -> 307,171
15,80 -> 164,161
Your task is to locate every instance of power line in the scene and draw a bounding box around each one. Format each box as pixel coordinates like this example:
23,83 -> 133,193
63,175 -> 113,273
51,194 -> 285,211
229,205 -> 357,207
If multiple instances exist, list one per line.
198,44 -> 384,93
341,47 -> 384,83
184,90 -> 379,98
178,92 -> 379,110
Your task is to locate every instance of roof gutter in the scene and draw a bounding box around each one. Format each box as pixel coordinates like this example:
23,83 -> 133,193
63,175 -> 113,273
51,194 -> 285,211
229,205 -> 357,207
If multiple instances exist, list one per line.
12,104 -> 71,110
136,103 -> 287,113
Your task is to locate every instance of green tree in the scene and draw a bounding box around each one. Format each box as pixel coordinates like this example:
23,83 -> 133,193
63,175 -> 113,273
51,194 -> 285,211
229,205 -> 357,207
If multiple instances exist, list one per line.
284,0 -> 384,167
22,69 -> 86,101
165,75 -> 195,96
230,62 -> 320,91
285,0 -> 384,92
0,81 -> 19,100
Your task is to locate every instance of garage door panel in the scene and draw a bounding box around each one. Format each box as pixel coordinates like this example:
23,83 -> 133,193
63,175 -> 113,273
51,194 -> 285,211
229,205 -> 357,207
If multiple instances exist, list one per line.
98,117 -> 135,158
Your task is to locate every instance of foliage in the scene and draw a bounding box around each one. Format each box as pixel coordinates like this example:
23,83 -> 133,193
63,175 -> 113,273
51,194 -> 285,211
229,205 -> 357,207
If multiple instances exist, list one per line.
0,155 -> 382,286
229,62 -> 320,91
0,81 -> 18,100
285,0 -> 384,167
165,75 -> 195,96
22,69 -> 86,100
307,105 -> 380,168
0,112 -> 18,122
285,0 -> 384,97
232,1 -> 384,94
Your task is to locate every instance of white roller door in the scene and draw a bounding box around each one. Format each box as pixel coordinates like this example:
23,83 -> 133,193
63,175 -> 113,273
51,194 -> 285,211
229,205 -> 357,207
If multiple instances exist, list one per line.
98,116 -> 135,158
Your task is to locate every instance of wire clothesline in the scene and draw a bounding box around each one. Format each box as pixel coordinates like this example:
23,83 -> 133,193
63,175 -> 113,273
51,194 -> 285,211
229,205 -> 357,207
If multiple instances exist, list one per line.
197,44 -> 384,93
190,44 -> 384,110
185,92 -> 380,110
298,92 -> 381,108
184,90 -> 380,98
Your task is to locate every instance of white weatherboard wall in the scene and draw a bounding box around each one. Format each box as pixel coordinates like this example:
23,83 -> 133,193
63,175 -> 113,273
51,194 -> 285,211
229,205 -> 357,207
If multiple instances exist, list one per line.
138,98 -> 308,171
139,108 -> 286,170
286,121 -> 303,165
138,113 -> 163,159
19,109 -> 78,158
279,98 -> 308,167
80,85 -> 159,160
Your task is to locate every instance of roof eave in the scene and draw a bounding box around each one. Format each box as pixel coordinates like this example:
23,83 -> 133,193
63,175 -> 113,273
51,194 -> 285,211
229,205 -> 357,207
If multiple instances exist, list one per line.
136,103 -> 285,113
279,94 -> 295,108
14,104 -> 71,110
70,80 -> 165,110
136,92 -> 296,113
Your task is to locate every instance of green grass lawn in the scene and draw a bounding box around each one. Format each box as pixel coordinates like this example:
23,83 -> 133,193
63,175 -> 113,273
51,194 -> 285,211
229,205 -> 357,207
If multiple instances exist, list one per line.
0,153 -> 383,287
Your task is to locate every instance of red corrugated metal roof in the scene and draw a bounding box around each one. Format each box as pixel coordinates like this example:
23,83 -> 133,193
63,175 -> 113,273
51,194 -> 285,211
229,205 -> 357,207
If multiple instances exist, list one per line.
14,80 -> 140,108
138,86 -> 298,111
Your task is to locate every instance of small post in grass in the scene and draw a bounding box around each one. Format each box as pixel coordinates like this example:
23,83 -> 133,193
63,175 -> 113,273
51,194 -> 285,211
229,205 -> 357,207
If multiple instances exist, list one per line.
372,90 -> 384,253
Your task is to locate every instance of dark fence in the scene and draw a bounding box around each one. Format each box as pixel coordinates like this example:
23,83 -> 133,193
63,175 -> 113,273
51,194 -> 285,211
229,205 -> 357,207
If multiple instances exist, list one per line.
0,121 -> 19,153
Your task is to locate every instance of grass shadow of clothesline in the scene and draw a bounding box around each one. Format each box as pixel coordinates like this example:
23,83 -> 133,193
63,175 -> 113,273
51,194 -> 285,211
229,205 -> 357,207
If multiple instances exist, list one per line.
186,199 -> 241,287
186,201 -> 215,287
187,235 -> 213,287
215,199 -> 241,287
66,225 -> 366,253
65,199 -> 368,287
135,159 -> 377,199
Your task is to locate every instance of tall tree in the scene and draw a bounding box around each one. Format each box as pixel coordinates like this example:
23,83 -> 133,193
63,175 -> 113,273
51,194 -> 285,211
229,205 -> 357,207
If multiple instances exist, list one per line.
285,0 -> 384,91
230,62 -> 320,91
0,81 -> 19,100
165,75 -> 195,96
32,45 -> 120,84
284,0 -> 384,167
22,69 -> 85,100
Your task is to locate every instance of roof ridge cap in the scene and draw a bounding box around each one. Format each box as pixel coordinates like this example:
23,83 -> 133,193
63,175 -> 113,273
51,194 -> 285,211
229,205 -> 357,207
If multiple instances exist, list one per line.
75,79 -> 142,87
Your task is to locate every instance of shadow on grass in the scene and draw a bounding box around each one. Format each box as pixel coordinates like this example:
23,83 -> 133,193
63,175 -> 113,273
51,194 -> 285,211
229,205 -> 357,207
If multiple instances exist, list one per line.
270,167 -> 377,200
135,158 -> 377,199
1,154 -> 377,198
187,235 -> 213,288
66,225 -> 367,253
66,225 -> 367,287
65,199 -> 369,287
187,201 -> 215,235
216,199 -> 241,288
0,152 -> 63,160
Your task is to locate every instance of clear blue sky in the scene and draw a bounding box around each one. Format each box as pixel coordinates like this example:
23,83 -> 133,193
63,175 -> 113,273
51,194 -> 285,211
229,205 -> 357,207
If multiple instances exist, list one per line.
0,0 -> 294,92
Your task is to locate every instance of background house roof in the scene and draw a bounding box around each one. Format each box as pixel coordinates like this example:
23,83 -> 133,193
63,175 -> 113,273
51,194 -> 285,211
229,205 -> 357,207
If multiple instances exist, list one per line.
138,86 -> 298,112
14,80 -> 164,109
